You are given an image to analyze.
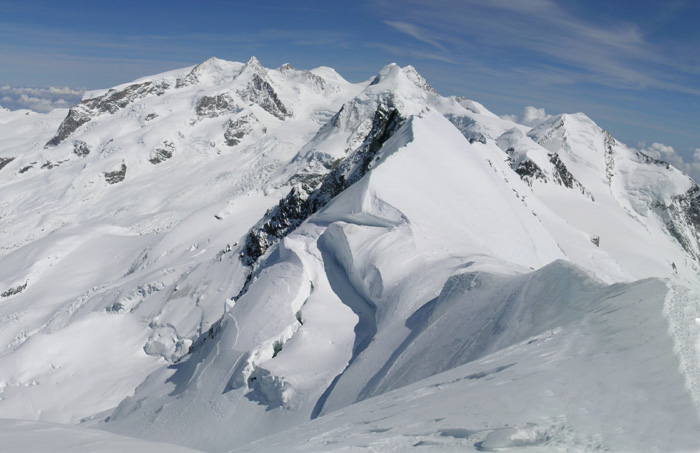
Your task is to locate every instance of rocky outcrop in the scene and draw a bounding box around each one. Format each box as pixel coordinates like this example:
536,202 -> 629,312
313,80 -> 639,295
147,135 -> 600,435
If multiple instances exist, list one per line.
104,163 -> 127,184
604,131 -> 616,183
1,281 -> 27,298
0,157 -> 15,172
45,81 -> 170,148
73,140 -> 90,157
514,158 -> 547,186
224,113 -> 266,147
18,164 -> 33,174
653,184 -> 700,259
637,151 -> 671,169
549,153 -> 592,199
149,141 -> 175,164
237,74 -> 291,120
196,93 -> 239,120
241,103 -> 405,266
41,160 -> 67,170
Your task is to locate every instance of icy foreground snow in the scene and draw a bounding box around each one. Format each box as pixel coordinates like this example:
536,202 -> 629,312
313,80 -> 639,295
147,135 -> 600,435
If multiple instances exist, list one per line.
0,419 -> 201,453
0,57 -> 699,451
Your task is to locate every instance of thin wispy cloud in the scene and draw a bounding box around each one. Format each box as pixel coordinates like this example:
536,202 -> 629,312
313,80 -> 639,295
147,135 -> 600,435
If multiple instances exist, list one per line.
370,43 -> 456,64
377,0 -> 698,94
384,21 -> 446,51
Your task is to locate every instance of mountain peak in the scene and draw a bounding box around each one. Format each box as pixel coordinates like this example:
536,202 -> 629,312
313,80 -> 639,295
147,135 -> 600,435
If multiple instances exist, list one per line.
369,63 -> 401,85
243,56 -> 267,76
366,63 -> 436,100
402,65 -> 438,95
552,112 -> 596,128
528,111 -> 600,144
176,56 -> 242,88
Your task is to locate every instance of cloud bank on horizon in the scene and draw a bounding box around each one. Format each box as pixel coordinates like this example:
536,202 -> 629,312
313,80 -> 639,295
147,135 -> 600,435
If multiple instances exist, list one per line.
0,85 -> 84,112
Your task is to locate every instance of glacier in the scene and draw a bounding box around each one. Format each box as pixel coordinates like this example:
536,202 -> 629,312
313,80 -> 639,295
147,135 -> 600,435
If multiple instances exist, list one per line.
0,57 -> 699,452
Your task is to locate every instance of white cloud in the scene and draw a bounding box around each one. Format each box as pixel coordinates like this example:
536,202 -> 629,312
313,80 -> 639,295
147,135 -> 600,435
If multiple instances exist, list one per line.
0,85 -> 84,113
502,106 -> 552,127
693,148 -> 700,162
640,142 -> 675,158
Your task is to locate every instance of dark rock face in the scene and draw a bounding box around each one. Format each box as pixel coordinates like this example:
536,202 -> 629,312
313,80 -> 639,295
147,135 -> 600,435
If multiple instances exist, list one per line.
514,159 -> 547,186
604,131 -> 616,183
73,140 -> 90,157
44,108 -> 91,148
104,163 -> 127,184
506,145 -> 592,198
0,157 -> 15,172
653,184 -> 700,259
45,81 -> 170,148
224,113 -> 265,147
144,113 -> 158,122
41,160 -> 67,170
637,152 -> 671,169
196,93 -> 239,120
1,281 -> 27,298
241,103 -> 405,267
548,153 -> 592,199
469,135 -> 487,145
242,183 -> 315,266
149,141 -> 175,164
549,153 -> 576,189
286,172 -> 327,187
308,106 -> 403,208
237,74 -> 291,120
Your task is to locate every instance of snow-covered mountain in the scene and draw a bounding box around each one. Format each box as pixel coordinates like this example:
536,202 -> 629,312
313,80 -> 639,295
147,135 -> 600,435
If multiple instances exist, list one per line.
0,57 -> 699,452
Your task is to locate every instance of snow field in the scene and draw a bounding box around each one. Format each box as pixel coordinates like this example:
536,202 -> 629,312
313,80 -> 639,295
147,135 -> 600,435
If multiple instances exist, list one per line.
0,57 -> 699,451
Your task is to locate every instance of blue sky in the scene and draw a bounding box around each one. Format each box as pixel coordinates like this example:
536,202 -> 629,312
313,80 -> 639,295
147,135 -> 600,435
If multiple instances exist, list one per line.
1,0 -> 698,169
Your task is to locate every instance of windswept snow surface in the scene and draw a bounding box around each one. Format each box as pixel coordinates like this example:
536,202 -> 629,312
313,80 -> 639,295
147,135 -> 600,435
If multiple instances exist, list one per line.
0,418 -> 202,452
1,58 -> 699,451
234,271 -> 699,452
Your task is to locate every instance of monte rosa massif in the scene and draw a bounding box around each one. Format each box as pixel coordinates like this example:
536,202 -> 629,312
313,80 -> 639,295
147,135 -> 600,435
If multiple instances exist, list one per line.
0,57 -> 699,452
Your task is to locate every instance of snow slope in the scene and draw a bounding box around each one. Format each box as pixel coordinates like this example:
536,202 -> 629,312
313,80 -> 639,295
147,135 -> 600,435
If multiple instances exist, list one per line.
1,58 -> 699,451
0,418 -> 201,452
235,271 -> 700,452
